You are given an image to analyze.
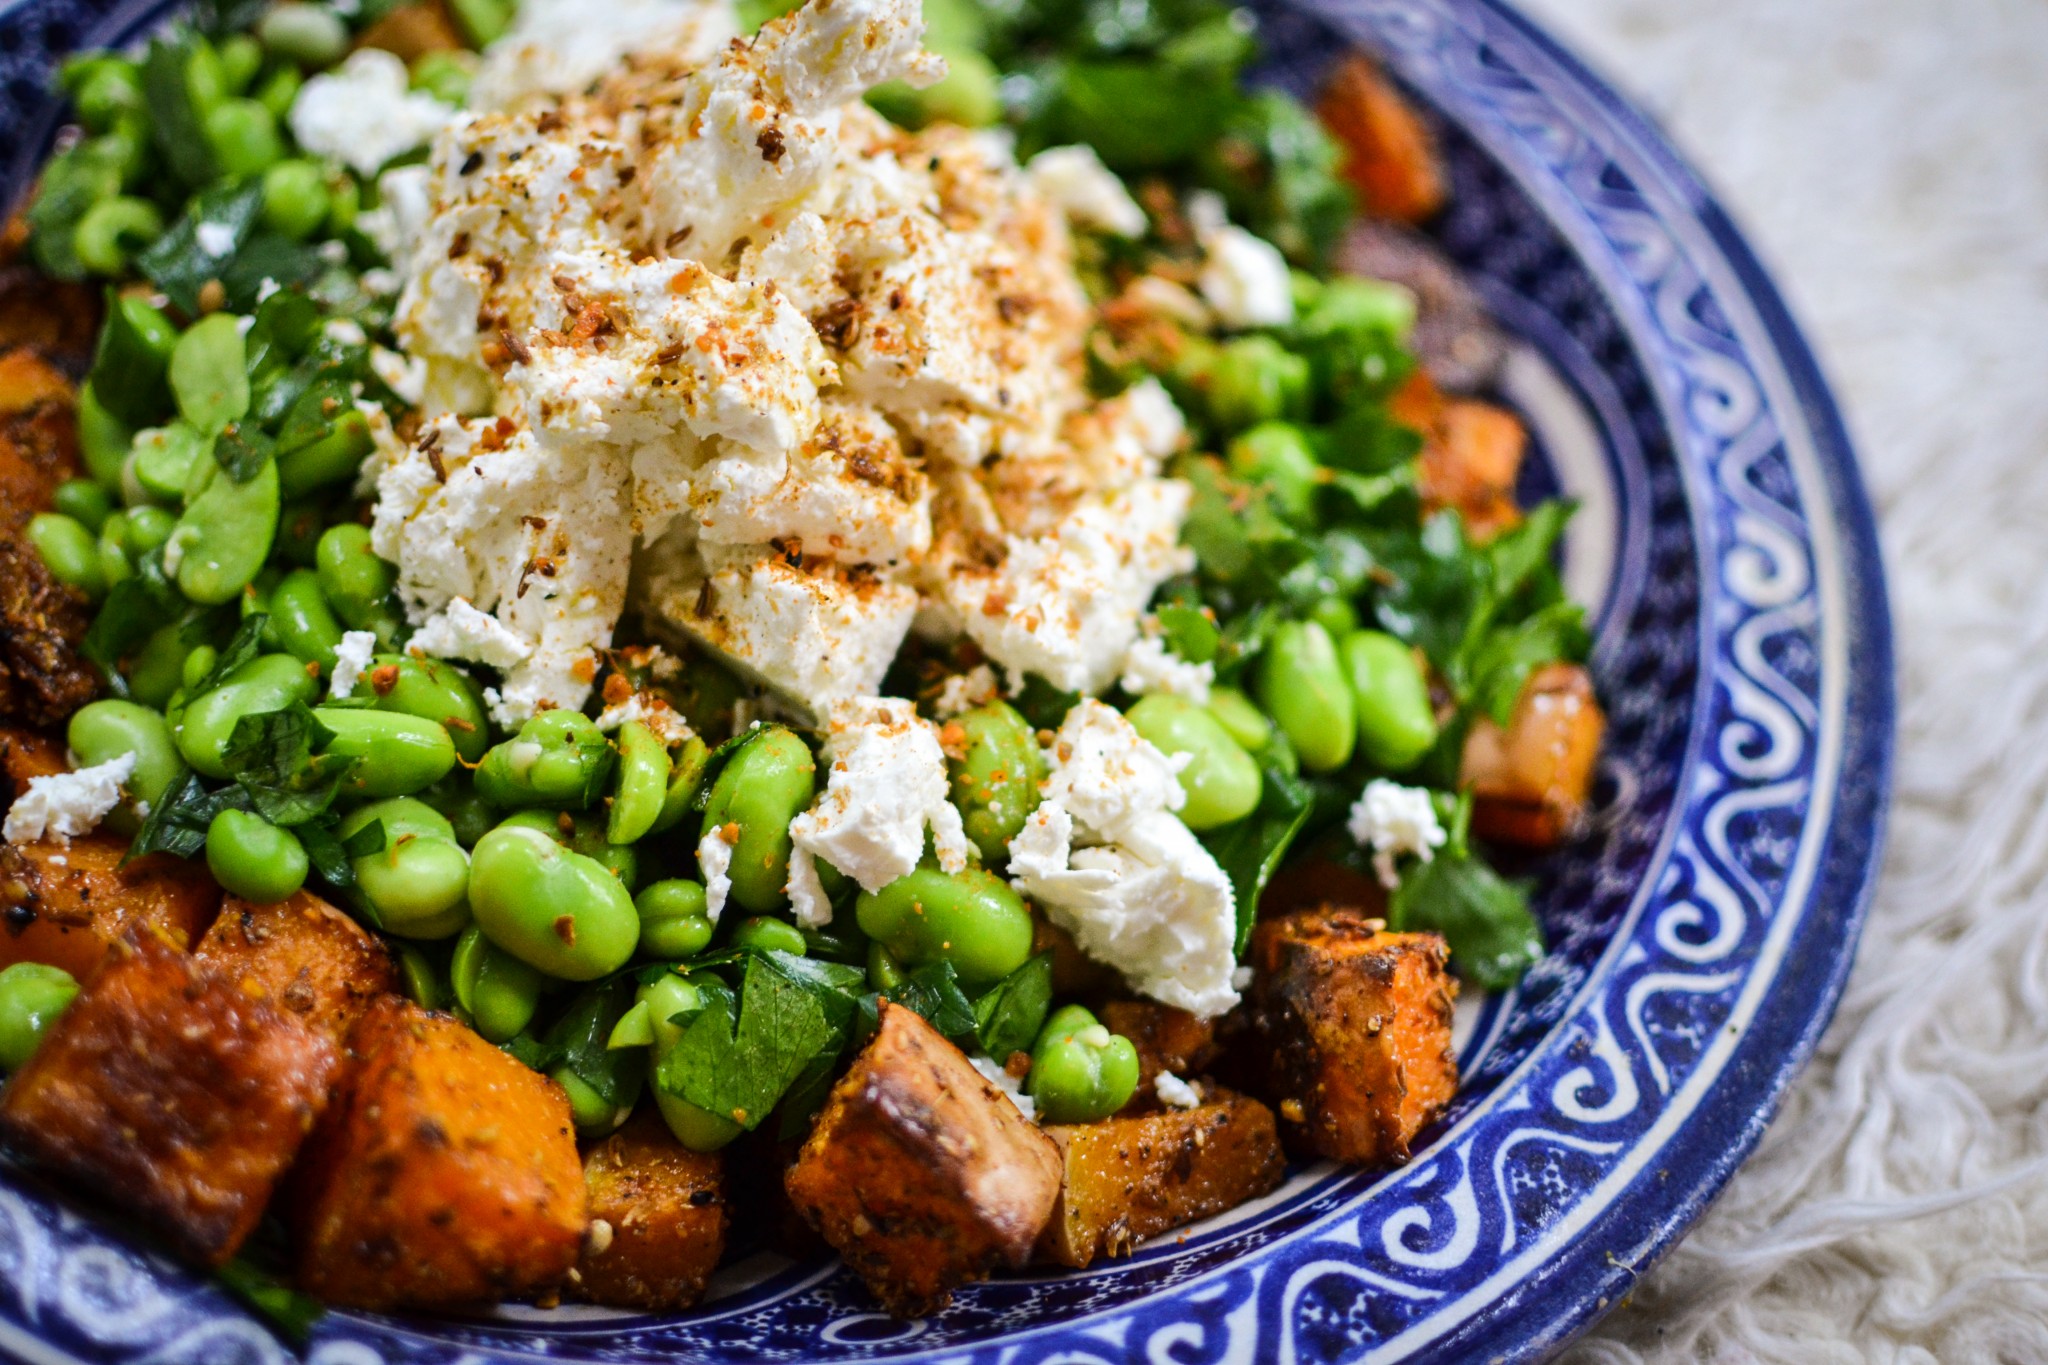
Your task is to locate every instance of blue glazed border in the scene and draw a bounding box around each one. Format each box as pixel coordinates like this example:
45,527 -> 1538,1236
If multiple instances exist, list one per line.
0,0 -> 1891,1361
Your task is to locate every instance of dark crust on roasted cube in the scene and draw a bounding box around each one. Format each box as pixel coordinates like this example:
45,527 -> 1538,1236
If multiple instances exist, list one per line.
573,1108 -> 728,1311
0,832 -> 223,982
196,891 -> 399,1047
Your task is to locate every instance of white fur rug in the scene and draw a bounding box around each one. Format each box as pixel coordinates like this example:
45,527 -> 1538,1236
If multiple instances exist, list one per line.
1497,1 -> 2048,1360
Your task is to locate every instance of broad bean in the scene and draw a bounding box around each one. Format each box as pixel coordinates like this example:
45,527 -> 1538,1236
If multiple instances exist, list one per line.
866,941 -> 908,992
854,862 -> 1034,987
205,808 -> 308,904
730,916 -> 806,957
175,652 -> 317,777
607,721 -> 670,846
1255,619 -> 1356,773
394,943 -> 448,1010
647,736 -> 710,835
1025,1004 -> 1140,1123
129,423 -> 205,502
312,706 -> 457,798
0,964 -> 78,1072
1206,335 -> 1310,431
698,726 -> 816,915
636,973 -> 743,1151
203,97 -> 283,179
72,196 -> 163,276
946,700 -> 1048,866
68,699 -> 184,821
168,314 -> 248,435
257,3 -> 349,68
634,879 -> 714,960
1125,694 -> 1262,829
1309,595 -> 1361,640
126,623 -> 190,709
168,459 -> 279,605
450,924 -> 542,1043
1340,630 -> 1439,771
26,513 -> 104,599
338,797 -> 471,938
91,296 -> 176,429
494,809 -> 639,890
276,408 -> 373,497
76,383 -> 133,486
1206,686 -> 1273,753
51,479 -> 113,533
416,774 -> 498,847
1227,422 -> 1323,523
475,710 -> 615,810
468,824 -> 639,980
267,568 -> 344,673
313,524 -> 403,646
274,498 -> 325,567
259,159 -> 328,241
345,653 -> 492,763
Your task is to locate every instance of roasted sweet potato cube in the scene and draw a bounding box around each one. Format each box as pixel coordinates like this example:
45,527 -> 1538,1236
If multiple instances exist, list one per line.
1038,1086 -> 1284,1268
0,833 -> 222,981
785,1000 -> 1061,1316
1316,55 -> 1447,223
1393,371 -> 1528,542
1460,662 -> 1605,848
0,928 -> 337,1266
0,535 -> 100,727
1246,909 -> 1458,1166
574,1108 -> 728,1311
196,891 -> 398,1046
1100,1000 -> 1219,1113
0,727 -> 66,791
291,997 -> 587,1310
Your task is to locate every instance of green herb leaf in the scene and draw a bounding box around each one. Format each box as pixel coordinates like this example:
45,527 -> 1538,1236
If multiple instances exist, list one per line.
297,820 -> 357,891
657,953 -> 837,1131
189,612 -> 270,696
140,30 -> 220,190
1203,754 -> 1315,954
542,976 -> 643,1108
873,960 -> 977,1043
1466,600 -> 1590,726
138,180 -> 264,315
213,422 -> 277,482
275,376 -> 355,456
128,772 -> 248,863
215,1255 -> 323,1345
972,953 -> 1053,1061
83,567 -> 183,683
220,701 -> 359,826
1389,849 -> 1545,991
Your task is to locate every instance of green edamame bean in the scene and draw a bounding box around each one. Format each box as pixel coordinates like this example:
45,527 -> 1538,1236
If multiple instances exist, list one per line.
76,383 -> 133,487
1340,630 -> 1439,772
175,651 -> 318,777
854,862 -> 1034,988
312,706 -> 457,798
1207,335 -> 1310,431
168,314 -> 248,435
275,498 -> 325,567
96,531 -> 132,594
1255,620 -> 1356,774
218,34 -> 263,92
554,1064 -> 636,1134
1227,422 -> 1323,523
394,943 -> 448,1010
946,701 -> 1048,866
647,736 -> 710,835
1125,694 -> 1262,830
468,824 -> 639,980
129,423 -> 206,502
1299,276 -> 1416,342
495,810 -> 639,891
345,654 -> 493,762
634,879 -> 714,960
666,655 -> 749,736
450,924 -> 542,1043
730,916 -> 806,957
339,797 -> 471,938
608,999 -> 656,1048
1025,1004 -> 1140,1123
699,726 -> 816,916
1309,595 -> 1361,640
416,775 -> 497,847
69,699 -> 184,817
0,964 -> 78,1072
252,64 -> 302,120
267,568 -> 344,672
73,196 -> 163,276
69,58 -> 143,132
27,513 -> 104,599
411,51 -> 474,106
258,2 -> 350,68
447,0 -> 513,47
475,710 -> 616,810
313,524 -> 402,645
260,159 -> 330,241
801,920 -> 866,964
181,645 -> 219,694
277,408 -> 374,497
126,622 -> 190,709
91,297 -> 177,430
1206,686 -> 1273,753
634,974 -> 744,1151
124,504 -> 177,555
203,98 -> 283,179
169,460 -> 279,605
607,721 -> 670,846
206,808 -> 308,904
52,479 -> 113,533
866,941 -> 908,992
325,174 -> 360,235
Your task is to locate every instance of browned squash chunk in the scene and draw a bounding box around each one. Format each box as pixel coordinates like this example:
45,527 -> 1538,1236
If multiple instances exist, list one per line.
195,891 -> 399,1047
0,265 -> 100,370
1391,372 -> 1528,542
0,928 -> 338,1266
0,727 -> 66,792
291,997 -> 587,1310
0,536 -> 100,728
1038,1086 -> 1284,1268
1460,662 -> 1605,848
0,351 -> 79,535
573,1108 -> 728,1311
1099,1000 -> 1219,1113
1245,909 -> 1458,1166
1316,55 -> 1447,224
785,1000 -> 1062,1316
0,833 -> 222,981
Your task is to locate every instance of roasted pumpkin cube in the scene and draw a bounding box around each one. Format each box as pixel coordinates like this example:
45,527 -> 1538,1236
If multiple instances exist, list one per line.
573,1108 -> 728,1311
0,727 -> 65,791
1315,55 -> 1446,224
1391,371 -> 1528,542
1039,1086 -> 1284,1268
291,997 -> 587,1310
196,891 -> 399,1046
0,536 -> 101,728
0,928 -> 338,1266
0,832 -> 222,981
1245,909 -> 1458,1165
785,1000 -> 1062,1316
1099,1000 -> 1219,1112
1460,662 -> 1605,848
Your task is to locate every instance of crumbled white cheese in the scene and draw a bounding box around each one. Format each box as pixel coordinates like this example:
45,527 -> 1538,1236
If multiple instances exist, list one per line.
4,753 -> 137,844
408,598 -> 532,672
471,0 -> 734,112
1199,223 -> 1296,330
970,1055 -> 1037,1122
289,49 -> 456,176
1232,964 -> 1253,991
195,221 -> 235,258
785,845 -> 833,929
1119,635 -> 1214,704
1347,778 -> 1449,888
698,822 -> 737,923
369,347 -> 426,408
328,630 -> 378,700
593,691 -> 696,748
789,697 -> 970,893
1155,1071 -> 1203,1110
1026,145 -> 1147,237
932,664 -> 1000,719
1007,701 -> 1239,1017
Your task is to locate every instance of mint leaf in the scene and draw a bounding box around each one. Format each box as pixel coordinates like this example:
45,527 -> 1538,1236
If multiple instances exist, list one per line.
221,702 -> 358,826
972,953 -> 1053,1062
657,953 -> 836,1131
1202,753 -> 1315,954
1389,850 -> 1544,991
128,772 -> 248,863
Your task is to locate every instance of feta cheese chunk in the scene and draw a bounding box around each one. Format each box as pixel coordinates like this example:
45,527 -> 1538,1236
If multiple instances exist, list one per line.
328,630 -> 379,700
4,753 -> 137,844
1026,145 -> 1147,238
289,49 -> 457,176
932,664 -> 999,719
698,822 -> 737,923
1347,778 -> 1449,888
471,0 -> 735,112
1119,635 -> 1214,704
790,697 -> 969,894
1199,223 -> 1296,330
970,1055 -> 1037,1122
1154,1071 -> 1202,1110
409,598 -> 531,672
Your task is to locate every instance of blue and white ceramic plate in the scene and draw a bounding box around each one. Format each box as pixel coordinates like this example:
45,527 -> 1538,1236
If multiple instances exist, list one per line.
0,0 -> 1893,1360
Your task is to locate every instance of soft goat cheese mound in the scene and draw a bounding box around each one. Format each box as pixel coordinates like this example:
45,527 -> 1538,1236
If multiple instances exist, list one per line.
1008,701 -> 1241,1018
4,753 -> 136,844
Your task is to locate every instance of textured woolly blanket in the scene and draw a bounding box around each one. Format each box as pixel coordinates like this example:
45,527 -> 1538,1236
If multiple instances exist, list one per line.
1500,1 -> 2048,1360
